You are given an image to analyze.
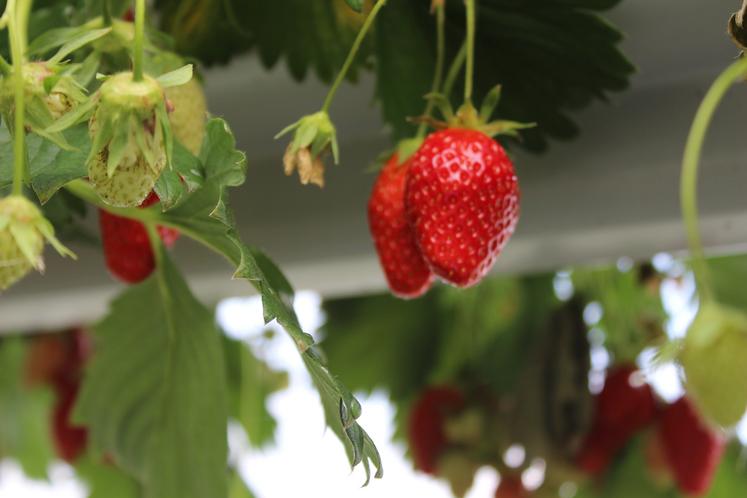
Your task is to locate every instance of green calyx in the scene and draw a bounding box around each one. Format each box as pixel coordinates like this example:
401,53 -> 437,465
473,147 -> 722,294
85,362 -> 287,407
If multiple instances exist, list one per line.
416,86 -> 535,138
86,72 -> 173,207
680,300 -> 747,427
0,195 -> 75,291
395,137 -> 423,164
0,61 -> 87,148
276,111 -> 339,188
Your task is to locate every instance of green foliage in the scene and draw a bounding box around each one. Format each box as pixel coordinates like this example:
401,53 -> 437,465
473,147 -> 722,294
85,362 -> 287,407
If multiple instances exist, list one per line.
573,265 -> 666,361
709,254 -> 747,310
76,456 -> 143,498
152,117 -> 383,482
151,0 -> 631,151
0,124 -> 90,203
75,251 -> 229,498
377,0 -> 633,148
0,338 -> 56,479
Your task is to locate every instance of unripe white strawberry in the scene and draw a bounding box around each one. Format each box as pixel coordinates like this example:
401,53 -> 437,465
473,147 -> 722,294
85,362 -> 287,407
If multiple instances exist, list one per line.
680,301 -> 747,427
0,62 -> 86,147
0,195 -> 75,290
87,72 -> 170,207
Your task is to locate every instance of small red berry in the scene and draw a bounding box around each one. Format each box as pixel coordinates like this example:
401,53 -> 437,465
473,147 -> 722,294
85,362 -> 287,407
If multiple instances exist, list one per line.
51,378 -> 88,462
408,386 -> 466,474
659,397 -> 725,496
368,153 -> 434,298
99,192 -> 179,284
495,475 -> 528,498
405,129 -> 519,287
576,364 -> 658,475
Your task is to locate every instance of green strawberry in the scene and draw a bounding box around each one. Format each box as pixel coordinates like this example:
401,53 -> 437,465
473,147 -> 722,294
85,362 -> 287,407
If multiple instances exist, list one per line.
0,62 -> 86,148
87,72 -> 171,207
165,78 -> 207,155
0,195 -> 75,290
680,301 -> 747,427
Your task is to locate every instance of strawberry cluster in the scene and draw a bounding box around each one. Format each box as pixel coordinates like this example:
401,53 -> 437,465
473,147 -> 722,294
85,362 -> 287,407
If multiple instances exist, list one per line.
25,328 -> 91,462
369,128 -> 519,298
576,364 -> 725,496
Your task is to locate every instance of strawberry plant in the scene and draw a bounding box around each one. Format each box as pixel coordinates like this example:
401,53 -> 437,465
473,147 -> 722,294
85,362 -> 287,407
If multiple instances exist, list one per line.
4,1 -> 745,498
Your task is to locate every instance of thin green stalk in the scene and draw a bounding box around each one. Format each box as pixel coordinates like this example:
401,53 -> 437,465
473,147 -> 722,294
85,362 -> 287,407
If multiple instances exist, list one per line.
321,0 -> 387,113
144,221 -> 164,268
8,0 -> 30,196
464,0 -> 476,104
680,56 -> 747,302
133,0 -> 145,81
102,0 -> 113,26
443,42 -> 466,98
416,3 -> 446,139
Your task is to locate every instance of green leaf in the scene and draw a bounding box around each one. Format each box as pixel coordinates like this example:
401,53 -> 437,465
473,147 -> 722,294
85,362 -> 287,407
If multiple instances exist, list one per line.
75,251 -> 229,498
0,123 -> 91,204
375,0 -> 633,149
0,338 -> 56,479
224,337 -> 285,448
344,0 -> 364,13
48,27 -> 112,64
709,254 -> 747,310
229,471 -> 256,498
76,456 -> 143,498
156,64 -> 194,88
28,26 -> 90,57
154,117 -> 383,482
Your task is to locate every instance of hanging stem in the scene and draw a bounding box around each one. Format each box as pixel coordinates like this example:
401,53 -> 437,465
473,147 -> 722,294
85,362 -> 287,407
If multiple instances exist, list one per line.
680,57 -> 747,302
464,0 -> 476,105
416,3 -> 446,139
102,0 -> 113,26
443,42 -> 467,98
321,0 -> 387,113
8,0 -> 31,196
133,0 -> 145,81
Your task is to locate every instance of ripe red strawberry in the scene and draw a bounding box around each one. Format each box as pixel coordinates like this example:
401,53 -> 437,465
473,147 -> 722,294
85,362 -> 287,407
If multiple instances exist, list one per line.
368,153 -> 434,298
658,397 -> 725,496
576,364 -> 658,475
405,128 -> 519,287
408,386 -> 466,474
99,192 -> 179,283
51,377 -> 88,462
495,475 -> 528,498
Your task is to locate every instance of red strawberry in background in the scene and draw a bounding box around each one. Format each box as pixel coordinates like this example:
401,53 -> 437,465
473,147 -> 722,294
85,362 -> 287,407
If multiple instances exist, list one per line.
495,475 -> 529,498
658,396 -> 725,496
576,364 -> 658,475
408,386 -> 466,474
405,128 -> 519,288
100,192 -> 179,283
368,153 -> 434,298
51,377 -> 88,462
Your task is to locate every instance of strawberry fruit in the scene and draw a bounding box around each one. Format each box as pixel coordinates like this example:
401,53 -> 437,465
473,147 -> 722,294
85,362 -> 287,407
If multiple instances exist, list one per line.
658,396 -> 725,496
576,364 -> 658,475
405,128 -> 519,287
368,153 -> 434,298
408,386 -> 466,474
99,192 -> 179,283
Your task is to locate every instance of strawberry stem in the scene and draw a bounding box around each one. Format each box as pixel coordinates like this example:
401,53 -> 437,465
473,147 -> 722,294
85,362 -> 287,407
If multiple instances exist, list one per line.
443,43 -> 466,100
464,0 -> 476,105
7,0 -> 31,197
321,0 -> 387,113
681,56 -> 747,303
416,2 -> 446,139
144,221 -> 164,268
133,0 -> 145,81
